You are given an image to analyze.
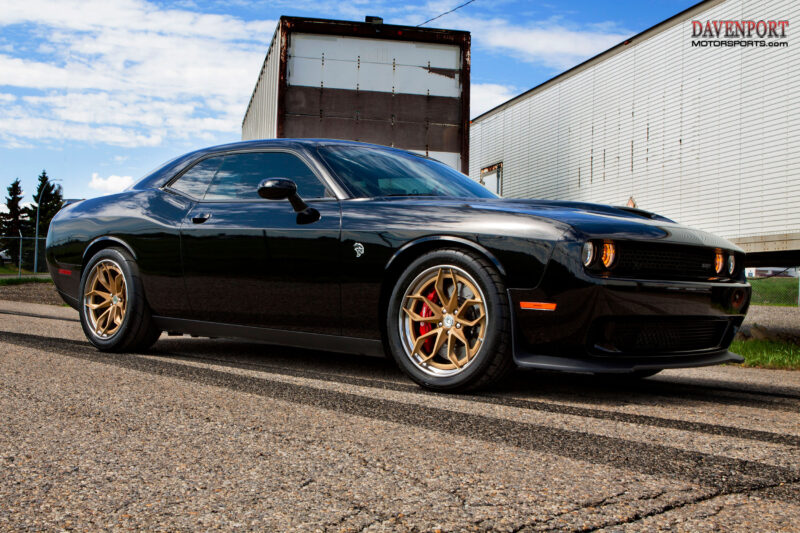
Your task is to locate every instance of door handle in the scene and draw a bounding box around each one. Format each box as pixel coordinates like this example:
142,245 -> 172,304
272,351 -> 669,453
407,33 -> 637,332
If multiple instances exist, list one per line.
192,213 -> 212,224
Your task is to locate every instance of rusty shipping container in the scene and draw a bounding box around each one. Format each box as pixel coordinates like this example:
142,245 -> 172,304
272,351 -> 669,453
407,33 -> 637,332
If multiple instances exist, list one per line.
242,16 -> 471,172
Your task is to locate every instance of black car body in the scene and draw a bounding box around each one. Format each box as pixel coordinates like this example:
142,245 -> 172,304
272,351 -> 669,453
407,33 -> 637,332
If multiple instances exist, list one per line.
47,139 -> 750,388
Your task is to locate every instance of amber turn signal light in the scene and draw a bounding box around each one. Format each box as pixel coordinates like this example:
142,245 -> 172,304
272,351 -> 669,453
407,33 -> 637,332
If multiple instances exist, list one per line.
600,243 -> 616,268
714,251 -> 725,274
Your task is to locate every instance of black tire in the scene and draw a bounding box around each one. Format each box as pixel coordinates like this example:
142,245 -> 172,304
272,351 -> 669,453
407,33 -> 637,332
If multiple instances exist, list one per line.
386,248 -> 513,392
79,247 -> 161,352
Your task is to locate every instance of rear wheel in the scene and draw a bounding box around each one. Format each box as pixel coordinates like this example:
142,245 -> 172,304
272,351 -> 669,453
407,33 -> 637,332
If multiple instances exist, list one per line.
386,249 -> 513,392
79,247 -> 161,352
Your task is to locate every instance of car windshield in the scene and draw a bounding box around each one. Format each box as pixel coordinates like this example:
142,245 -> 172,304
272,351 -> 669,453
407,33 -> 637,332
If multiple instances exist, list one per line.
316,145 -> 497,199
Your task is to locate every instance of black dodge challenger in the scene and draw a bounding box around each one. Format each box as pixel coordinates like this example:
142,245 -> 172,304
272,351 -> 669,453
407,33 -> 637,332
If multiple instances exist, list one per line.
46,139 -> 750,391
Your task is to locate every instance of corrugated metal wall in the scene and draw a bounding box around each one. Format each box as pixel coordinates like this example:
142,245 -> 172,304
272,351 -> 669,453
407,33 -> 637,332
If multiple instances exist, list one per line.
470,0 -> 799,248
242,27 -> 282,140
287,34 -> 462,97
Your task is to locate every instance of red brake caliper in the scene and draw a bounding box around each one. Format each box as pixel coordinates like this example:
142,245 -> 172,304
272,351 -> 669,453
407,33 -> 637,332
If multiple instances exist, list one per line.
418,289 -> 438,353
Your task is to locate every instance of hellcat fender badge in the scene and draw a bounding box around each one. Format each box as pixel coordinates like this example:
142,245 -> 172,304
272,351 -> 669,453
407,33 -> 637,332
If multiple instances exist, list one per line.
353,242 -> 365,258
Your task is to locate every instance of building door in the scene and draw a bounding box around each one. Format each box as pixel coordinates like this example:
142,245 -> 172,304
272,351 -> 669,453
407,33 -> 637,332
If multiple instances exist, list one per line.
480,162 -> 503,196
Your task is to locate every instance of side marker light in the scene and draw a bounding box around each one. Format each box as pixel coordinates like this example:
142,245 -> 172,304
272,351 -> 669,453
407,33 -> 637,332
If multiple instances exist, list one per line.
520,302 -> 557,311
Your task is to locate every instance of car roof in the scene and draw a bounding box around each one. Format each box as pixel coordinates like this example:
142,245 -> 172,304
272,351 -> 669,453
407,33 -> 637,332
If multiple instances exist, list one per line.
132,139 -> 415,191
198,138 -> 400,154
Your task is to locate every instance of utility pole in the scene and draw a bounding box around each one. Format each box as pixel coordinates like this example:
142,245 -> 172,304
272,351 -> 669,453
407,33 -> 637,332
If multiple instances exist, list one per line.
18,229 -> 22,279
33,178 -> 61,274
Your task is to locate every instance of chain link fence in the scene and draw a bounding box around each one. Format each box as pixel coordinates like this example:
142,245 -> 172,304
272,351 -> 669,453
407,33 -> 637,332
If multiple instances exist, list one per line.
0,236 -> 49,276
747,268 -> 800,307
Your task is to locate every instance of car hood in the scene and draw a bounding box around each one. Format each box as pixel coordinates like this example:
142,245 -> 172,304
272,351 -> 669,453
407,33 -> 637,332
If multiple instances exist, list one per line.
480,198 -> 741,251
377,197 -> 742,252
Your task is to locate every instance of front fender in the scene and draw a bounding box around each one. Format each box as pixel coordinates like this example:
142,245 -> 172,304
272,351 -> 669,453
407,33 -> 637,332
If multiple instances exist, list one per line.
385,235 -> 507,277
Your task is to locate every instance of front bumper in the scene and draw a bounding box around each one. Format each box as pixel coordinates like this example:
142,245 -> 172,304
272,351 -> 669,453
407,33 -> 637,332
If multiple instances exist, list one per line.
508,268 -> 750,373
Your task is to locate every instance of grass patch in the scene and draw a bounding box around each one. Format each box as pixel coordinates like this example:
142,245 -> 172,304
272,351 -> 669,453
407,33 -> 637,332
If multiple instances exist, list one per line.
730,339 -> 800,370
0,264 -> 34,275
0,277 -> 53,287
748,277 -> 799,307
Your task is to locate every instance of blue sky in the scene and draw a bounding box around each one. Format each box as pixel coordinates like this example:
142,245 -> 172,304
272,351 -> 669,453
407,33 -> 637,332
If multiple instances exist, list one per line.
0,0 -> 697,205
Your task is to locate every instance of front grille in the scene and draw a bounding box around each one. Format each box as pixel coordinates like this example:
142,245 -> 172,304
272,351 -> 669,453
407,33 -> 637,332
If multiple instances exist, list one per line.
612,242 -> 719,281
590,317 -> 730,355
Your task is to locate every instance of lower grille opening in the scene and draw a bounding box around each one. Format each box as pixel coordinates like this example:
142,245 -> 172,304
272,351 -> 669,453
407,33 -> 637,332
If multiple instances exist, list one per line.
590,317 -> 730,355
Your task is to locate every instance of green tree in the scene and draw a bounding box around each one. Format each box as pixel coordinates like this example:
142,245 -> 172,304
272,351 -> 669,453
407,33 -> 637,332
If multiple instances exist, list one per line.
1,179 -> 25,263
20,171 -> 63,272
23,170 -> 63,238
2,178 -> 25,237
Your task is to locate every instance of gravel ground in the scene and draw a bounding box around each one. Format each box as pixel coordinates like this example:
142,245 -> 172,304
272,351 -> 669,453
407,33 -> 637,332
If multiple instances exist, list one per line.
1,298 -> 799,531
742,305 -> 800,341
0,281 -> 65,306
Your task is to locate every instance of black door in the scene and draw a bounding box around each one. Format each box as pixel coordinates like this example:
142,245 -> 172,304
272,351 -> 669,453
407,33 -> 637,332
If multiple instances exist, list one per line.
173,150 -> 341,335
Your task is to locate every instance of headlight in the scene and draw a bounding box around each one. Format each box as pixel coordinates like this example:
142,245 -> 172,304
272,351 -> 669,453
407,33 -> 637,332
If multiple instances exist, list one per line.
600,242 -> 616,268
582,242 -> 595,267
714,251 -> 724,274
728,253 -> 735,275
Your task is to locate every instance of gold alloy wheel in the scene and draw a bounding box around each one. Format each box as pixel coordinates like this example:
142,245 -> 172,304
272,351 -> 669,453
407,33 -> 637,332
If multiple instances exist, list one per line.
399,265 -> 488,376
83,260 -> 128,338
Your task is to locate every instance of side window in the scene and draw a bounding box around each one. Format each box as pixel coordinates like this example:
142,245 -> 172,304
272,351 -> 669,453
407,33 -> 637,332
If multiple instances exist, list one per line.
203,152 -> 329,201
168,156 -> 224,199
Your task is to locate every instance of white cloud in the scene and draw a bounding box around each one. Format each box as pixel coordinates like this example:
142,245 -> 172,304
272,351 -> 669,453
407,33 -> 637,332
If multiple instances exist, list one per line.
478,22 -> 628,69
376,1 -> 629,70
430,12 -> 629,70
0,0 -> 274,148
0,0 -> 274,40
0,0 -> 630,148
471,83 -> 519,118
88,173 -> 135,193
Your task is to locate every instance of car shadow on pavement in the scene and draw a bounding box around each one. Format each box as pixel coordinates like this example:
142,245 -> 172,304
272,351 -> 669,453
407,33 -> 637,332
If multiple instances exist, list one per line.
150,337 -> 800,411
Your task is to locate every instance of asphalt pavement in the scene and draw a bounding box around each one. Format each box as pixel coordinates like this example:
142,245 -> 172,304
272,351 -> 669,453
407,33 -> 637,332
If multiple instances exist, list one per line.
1,298 -> 799,531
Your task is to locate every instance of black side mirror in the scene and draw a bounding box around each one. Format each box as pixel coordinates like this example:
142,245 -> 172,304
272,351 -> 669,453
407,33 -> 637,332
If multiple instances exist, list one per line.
258,177 -> 296,200
258,178 -> 307,211
257,178 -> 320,225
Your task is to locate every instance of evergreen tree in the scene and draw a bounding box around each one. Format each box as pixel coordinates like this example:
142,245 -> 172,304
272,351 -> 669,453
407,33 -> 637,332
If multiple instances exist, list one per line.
2,178 -> 25,238
18,171 -> 63,271
1,179 -> 25,261
23,170 -> 63,238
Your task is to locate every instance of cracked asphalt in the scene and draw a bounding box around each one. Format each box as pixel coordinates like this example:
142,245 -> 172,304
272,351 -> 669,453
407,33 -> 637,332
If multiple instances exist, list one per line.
1,298 -> 799,531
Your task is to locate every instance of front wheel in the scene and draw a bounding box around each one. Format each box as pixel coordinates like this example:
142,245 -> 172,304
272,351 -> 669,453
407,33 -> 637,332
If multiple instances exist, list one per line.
79,247 -> 161,352
386,249 -> 513,392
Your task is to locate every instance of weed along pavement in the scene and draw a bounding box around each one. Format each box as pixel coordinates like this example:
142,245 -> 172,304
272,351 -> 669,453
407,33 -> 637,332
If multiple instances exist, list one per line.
1,293 -> 799,531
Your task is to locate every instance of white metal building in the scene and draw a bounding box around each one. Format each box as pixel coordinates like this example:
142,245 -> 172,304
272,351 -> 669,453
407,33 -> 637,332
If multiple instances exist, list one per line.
469,0 -> 798,265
